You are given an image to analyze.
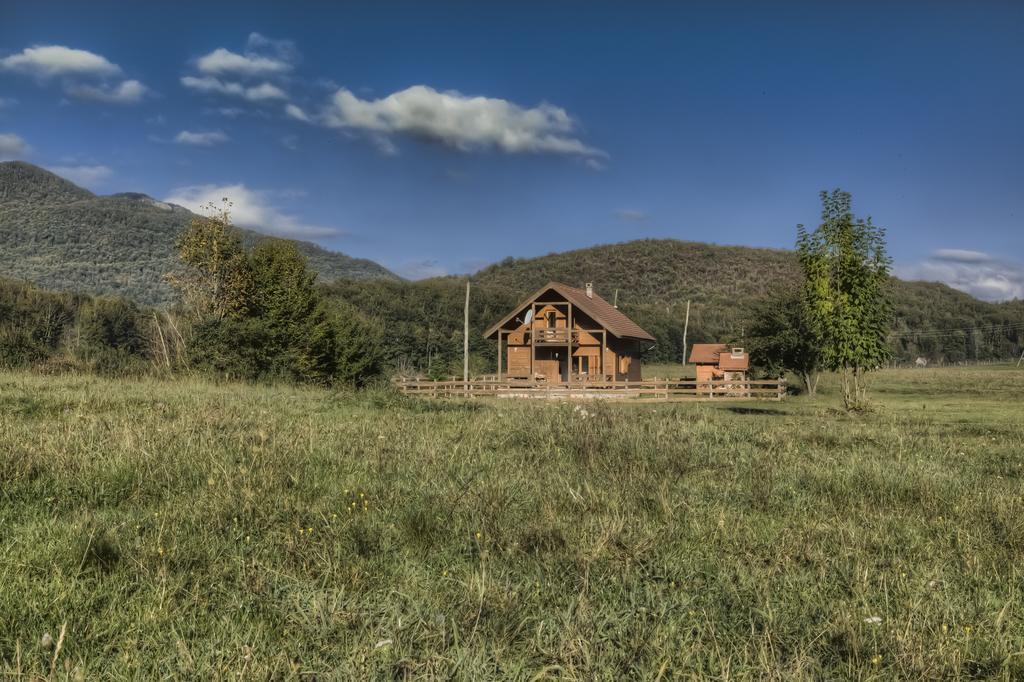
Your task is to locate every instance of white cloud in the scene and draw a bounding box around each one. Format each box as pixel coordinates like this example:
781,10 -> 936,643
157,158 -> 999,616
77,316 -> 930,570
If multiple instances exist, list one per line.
900,250 -> 1024,302
317,85 -> 605,157
0,45 -> 121,78
244,82 -> 288,101
280,135 -> 299,151
1,45 -> 149,106
164,183 -> 338,238
931,249 -> 991,264
66,79 -> 148,104
285,103 -> 312,122
48,164 -> 112,188
174,130 -> 229,146
0,97 -> 17,109
0,132 -> 29,160
196,47 -> 292,78
181,76 -> 287,102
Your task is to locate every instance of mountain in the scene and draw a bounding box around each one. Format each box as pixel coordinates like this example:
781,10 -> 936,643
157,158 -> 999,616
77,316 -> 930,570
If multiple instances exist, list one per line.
0,161 -> 398,306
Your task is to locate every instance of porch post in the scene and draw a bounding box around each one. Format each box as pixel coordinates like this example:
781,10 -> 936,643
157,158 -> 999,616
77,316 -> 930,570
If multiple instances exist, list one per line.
566,302 -> 573,384
497,330 -> 503,380
530,303 -> 537,379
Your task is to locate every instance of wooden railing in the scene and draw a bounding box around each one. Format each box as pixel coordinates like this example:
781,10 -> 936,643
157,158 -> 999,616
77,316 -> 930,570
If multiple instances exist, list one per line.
393,377 -> 787,401
533,328 -> 574,343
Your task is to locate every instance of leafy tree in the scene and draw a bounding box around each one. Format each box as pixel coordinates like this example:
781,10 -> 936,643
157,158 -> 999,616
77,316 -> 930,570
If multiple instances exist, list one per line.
168,200 -> 253,321
249,239 -> 337,384
327,300 -> 384,387
74,297 -> 146,374
748,288 -> 822,395
797,190 -> 892,409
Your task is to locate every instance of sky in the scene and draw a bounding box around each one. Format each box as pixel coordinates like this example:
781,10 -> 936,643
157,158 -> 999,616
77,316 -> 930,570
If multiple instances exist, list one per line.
0,1 -> 1022,300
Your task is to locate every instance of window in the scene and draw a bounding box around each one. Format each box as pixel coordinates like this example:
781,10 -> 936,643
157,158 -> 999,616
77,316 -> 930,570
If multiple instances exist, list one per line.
546,311 -> 556,328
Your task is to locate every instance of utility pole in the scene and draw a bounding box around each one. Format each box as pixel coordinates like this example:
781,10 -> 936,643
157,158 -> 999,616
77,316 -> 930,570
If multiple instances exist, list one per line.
681,299 -> 691,369
1017,346 -> 1023,368
613,289 -> 619,308
463,280 -> 470,394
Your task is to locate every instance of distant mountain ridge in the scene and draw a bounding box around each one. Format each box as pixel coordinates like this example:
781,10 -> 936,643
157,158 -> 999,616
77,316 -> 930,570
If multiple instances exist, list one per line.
0,161 -> 399,305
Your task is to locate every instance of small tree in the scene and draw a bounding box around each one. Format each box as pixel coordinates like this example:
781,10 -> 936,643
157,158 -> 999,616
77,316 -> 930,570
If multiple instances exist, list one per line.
168,200 -> 253,321
797,190 -> 892,409
749,288 -> 822,395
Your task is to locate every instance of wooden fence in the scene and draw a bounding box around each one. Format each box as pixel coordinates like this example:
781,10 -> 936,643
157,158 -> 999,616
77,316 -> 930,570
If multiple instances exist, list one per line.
393,377 -> 787,402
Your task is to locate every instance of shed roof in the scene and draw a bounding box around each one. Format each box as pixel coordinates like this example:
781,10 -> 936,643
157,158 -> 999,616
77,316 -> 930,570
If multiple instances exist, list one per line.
689,343 -> 749,370
483,282 -> 655,342
718,350 -> 750,371
689,343 -> 730,364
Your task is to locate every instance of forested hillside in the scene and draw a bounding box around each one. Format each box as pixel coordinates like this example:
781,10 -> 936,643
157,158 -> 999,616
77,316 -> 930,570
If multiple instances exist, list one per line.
0,162 -> 398,305
3,162 -> 1021,376
328,240 -> 1024,374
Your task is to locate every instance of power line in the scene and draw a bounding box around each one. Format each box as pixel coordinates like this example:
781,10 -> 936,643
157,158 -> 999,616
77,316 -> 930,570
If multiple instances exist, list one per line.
888,321 -> 1024,339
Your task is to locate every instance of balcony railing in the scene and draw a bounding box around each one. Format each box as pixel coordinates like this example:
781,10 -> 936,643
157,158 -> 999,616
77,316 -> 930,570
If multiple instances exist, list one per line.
533,328 -> 574,344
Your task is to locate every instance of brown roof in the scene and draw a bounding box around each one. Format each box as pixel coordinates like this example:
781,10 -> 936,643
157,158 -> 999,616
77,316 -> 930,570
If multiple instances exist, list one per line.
718,350 -> 749,371
689,343 -> 729,364
484,282 -> 655,341
689,343 -> 749,370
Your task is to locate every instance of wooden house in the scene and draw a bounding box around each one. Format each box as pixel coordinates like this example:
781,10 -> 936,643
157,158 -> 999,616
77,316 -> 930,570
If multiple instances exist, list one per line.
689,344 -> 749,383
484,282 -> 655,382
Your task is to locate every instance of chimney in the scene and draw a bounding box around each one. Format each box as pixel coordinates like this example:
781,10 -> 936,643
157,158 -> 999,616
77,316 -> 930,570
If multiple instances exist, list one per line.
585,282 -> 593,298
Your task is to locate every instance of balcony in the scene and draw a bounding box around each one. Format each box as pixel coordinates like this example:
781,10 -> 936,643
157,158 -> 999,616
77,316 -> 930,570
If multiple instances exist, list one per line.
533,328 -> 575,344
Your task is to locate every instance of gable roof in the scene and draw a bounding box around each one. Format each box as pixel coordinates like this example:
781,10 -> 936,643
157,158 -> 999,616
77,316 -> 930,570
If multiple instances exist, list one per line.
484,282 -> 655,341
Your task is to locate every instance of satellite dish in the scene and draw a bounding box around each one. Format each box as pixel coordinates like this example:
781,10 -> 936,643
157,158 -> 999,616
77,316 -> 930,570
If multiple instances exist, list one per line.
523,309 -> 534,326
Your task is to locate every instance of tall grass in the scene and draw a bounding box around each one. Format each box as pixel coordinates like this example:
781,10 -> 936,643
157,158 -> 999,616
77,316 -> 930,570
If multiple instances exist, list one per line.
1,367 -> 1022,678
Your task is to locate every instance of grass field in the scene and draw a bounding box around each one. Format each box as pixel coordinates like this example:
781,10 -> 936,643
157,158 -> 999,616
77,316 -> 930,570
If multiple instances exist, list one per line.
1,366 -> 1022,679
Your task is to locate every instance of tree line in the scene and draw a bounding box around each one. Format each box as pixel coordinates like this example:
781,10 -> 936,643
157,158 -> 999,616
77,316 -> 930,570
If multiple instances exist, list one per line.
2,191 -> 1021,395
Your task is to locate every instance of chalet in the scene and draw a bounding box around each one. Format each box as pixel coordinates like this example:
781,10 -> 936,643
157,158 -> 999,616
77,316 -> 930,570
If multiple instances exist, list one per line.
689,344 -> 749,383
484,282 -> 655,382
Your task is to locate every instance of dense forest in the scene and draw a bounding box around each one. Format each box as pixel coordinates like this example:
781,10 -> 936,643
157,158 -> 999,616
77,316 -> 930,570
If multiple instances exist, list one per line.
0,161 -> 398,306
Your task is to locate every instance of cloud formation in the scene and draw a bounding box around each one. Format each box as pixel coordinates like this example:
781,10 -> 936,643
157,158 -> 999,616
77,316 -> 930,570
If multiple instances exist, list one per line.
164,183 -> 337,238
174,130 -> 229,146
66,79 -> 148,104
48,164 -> 112,188
0,132 -> 29,160
1,45 -> 148,105
197,48 -> 291,77
0,45 -> 121,78
901,249 -> 1024,302
311,85 -> 603,157
181,75 -> 287,102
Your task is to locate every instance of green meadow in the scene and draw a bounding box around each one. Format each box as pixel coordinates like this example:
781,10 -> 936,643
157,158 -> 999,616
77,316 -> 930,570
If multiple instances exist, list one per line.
1,366 -> 1022,679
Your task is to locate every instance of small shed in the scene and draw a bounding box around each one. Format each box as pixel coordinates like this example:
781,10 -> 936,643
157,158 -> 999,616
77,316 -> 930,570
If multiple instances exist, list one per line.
689,344 -> 749,383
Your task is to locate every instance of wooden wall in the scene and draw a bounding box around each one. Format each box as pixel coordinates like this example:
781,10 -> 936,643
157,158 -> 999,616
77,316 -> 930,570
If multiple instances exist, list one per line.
501,301 -> 645,381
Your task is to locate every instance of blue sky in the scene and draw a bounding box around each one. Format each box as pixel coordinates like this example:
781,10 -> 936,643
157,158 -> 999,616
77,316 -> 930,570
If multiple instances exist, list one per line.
1,2 -> 1022,299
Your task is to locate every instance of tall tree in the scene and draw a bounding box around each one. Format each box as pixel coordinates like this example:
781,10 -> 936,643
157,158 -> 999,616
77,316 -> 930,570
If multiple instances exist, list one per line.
249,239 -> 337,384
797,190 -> 892,409
168,200 -> 252,321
